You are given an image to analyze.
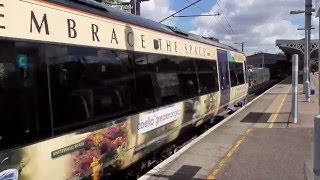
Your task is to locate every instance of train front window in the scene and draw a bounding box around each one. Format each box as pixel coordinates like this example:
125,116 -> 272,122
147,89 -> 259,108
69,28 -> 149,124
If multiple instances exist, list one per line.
235,62 -> 245,84
0,40 -> 51,150
229,62 -> 238,86
229,62 -> 245,86
195,60 -> 219,95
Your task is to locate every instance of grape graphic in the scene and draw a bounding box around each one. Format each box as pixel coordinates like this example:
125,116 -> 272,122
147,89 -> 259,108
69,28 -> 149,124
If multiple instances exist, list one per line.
71,121 -> 129,179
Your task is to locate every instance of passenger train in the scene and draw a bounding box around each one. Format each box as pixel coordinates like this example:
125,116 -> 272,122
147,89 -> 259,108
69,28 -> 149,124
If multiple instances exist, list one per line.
0,0 -> 262,179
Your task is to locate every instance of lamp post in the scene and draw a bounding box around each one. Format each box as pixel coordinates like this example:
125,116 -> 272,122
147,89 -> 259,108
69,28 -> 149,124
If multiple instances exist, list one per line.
305,0 -> 313,102
297,25 -> 315,102
290,0 -> 314,102
313,2 -> 320,179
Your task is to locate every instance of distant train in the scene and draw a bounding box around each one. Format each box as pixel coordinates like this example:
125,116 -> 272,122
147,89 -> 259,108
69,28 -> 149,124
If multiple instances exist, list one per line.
0,0 -> 272,180
248,67 -> 270,86
247,67 -> 273,94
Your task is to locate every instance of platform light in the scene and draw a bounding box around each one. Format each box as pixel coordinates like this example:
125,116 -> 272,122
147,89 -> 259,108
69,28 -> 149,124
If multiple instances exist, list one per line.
290,0 -> 313,101
290,10 -> 305,14
297,26 -> 316,30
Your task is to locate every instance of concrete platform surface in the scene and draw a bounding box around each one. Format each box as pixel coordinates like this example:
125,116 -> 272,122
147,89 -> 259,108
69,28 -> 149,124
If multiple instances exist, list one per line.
139,75 -> 319,180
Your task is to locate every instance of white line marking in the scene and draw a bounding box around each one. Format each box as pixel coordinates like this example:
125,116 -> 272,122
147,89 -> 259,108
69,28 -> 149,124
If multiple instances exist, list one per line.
138,77 -> 289,180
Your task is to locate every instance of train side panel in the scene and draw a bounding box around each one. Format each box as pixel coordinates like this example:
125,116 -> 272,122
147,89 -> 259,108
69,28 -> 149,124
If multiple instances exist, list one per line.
0,90 -> 222,180
0,0 -> 246,179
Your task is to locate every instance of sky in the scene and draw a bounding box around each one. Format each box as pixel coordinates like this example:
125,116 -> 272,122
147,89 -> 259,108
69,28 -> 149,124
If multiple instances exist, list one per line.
139,0 -> 319,55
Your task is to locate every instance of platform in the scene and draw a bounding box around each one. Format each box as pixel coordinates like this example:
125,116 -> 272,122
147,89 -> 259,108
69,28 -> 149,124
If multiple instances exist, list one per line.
139,75 -> 319,180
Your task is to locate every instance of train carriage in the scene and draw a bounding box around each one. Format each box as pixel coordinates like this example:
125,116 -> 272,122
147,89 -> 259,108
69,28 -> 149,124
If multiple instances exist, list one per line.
0,0 -> 248,179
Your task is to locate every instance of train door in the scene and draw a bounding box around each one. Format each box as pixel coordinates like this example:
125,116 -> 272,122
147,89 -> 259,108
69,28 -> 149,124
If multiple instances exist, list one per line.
217,49 -> 230,107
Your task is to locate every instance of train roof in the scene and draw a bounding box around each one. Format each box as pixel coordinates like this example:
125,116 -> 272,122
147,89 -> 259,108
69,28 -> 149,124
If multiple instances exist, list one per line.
50,0 -> 241,53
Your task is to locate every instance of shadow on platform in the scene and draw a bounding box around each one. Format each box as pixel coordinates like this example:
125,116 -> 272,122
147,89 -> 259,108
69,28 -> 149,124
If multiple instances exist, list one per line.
277,75 -> 303,85
240,112 -> 290,124
146,165 -> 206,180
263,93 -> 293,95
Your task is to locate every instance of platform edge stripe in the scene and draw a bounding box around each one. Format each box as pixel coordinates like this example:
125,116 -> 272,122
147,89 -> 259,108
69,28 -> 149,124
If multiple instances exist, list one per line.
207,128 -> 252,179
137,77 -> 290,180
268,85 -> 292,128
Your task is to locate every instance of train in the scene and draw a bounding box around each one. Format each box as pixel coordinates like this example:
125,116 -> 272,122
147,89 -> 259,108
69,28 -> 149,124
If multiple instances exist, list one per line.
247,67 -> 272,94
0,0 -> 272,180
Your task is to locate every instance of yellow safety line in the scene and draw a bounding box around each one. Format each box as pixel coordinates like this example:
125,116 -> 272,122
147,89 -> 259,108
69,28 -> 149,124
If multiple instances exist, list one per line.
268,86 -> 292,128
207,129 -> 252,180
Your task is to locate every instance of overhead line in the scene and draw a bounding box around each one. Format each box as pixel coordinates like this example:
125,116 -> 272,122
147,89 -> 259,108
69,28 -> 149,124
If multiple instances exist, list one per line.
159,0 -> 202,23
173,14 -> 219,18
216,0 -> 236,38
185,0 -> 234,40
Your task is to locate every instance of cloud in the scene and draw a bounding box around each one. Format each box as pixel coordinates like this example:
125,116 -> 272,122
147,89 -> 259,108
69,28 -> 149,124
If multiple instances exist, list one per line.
191,0 -> 312,55
140,0 -> 177,26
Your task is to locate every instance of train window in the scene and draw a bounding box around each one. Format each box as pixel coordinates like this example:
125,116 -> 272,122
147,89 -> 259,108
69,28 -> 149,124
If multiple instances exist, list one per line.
195,60 -> 219,95
147,54 -> 180,105
133,53 -> 158,110
0,40 -> 51,151
229,62 -> 238,87
47,46 -> 136,134
217,50 -> 230,90
229,62 -> 245,86
234,62 -> 245,84
135,54 -> 199,107
177,58 -> 199,100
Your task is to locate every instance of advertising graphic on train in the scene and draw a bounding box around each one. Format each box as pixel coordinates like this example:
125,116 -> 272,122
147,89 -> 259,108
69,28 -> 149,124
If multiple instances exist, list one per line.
0,118 -> 133,180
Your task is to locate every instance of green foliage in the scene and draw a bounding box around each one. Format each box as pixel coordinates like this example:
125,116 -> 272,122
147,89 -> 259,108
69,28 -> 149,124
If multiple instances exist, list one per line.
311,63 -> 318,72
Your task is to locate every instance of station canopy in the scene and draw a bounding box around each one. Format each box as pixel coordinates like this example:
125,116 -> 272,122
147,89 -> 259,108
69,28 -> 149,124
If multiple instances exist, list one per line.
276,39 -> 318,63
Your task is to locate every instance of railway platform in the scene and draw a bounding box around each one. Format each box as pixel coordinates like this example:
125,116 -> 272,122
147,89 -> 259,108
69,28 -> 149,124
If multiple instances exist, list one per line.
138,75 -> 318,180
